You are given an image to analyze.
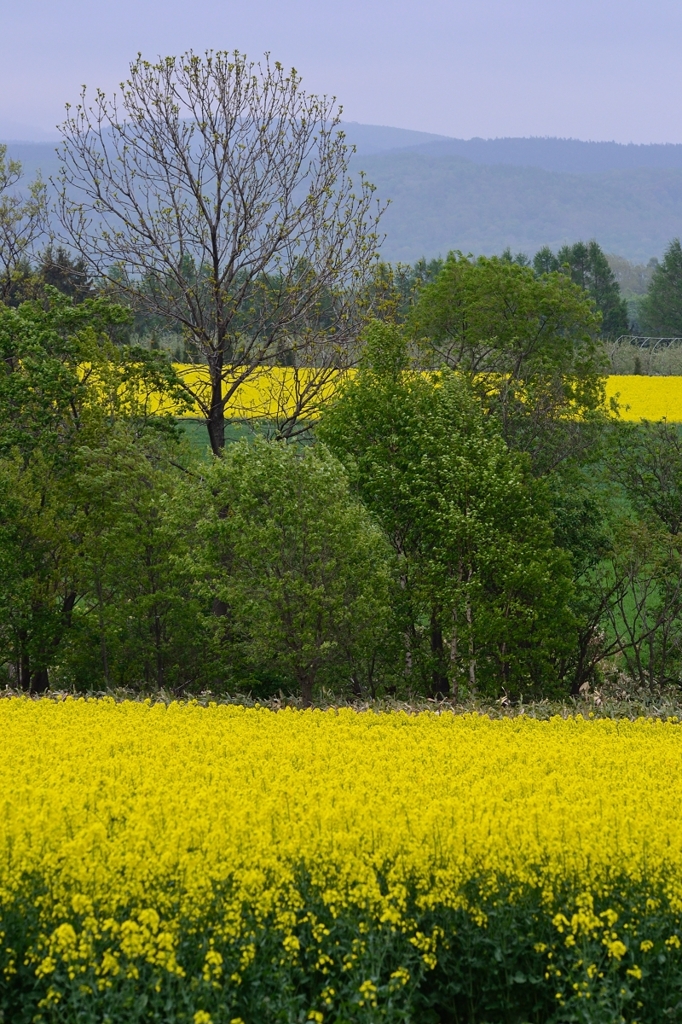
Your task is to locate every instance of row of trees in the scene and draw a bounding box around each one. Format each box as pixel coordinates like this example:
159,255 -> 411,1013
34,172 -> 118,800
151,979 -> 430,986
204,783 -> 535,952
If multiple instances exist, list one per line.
0,292 -> 582,700
3,262 -> 682,701
362,237 -> 682,351
505,238 -> 682,341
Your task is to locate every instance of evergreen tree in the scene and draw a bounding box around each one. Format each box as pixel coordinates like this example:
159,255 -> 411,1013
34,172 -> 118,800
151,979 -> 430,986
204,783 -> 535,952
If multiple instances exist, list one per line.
39,245 -> 94,303
639,239 -> 682,337
532,246 -> 559,275
554,240 -> 630,338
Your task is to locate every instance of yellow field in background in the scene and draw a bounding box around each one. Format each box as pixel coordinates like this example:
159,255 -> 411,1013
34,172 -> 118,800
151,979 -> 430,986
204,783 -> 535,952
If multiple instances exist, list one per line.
162,364 -> 343,420
606,375 -> 682,421
160,366 -> 682,422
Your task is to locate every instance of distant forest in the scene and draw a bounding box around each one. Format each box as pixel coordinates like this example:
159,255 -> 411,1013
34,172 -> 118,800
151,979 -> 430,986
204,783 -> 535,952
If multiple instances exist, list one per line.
5,125 -> 682,292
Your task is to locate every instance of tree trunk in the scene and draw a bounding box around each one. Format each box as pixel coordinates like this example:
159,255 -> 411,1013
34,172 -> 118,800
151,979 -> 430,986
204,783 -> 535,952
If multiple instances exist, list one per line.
300,672 -> 315,708
465,592 -> 476,692
95,575 -> 110,688
19,647 -> 31,692
449,609 -> 459,703
430,608 -> 449,698
207,359 -> 225,455
30,668 -> 50,694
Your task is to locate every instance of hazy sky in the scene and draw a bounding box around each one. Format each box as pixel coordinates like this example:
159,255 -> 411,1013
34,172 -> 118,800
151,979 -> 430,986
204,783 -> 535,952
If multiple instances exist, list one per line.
2,0 -> 681,143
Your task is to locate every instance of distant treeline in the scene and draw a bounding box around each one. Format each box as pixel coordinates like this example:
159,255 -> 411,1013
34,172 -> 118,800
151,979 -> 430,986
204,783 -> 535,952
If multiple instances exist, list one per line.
6,234 -> 682,373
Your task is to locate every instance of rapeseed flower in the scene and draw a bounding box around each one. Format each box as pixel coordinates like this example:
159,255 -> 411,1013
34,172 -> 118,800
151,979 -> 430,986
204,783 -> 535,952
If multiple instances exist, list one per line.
2,698 -> 682,1021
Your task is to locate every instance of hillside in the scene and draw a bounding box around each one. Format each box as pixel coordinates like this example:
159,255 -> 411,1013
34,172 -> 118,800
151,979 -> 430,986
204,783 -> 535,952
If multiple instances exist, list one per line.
6,130 -> 682,264
354,151 -> 682,263
342,128 -> 682,172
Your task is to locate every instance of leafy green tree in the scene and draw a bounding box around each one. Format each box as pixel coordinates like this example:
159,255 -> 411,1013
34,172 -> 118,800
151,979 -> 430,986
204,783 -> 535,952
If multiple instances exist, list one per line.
546,464 -> 621,692
319,321 -> 575,700
611,419 -> 682,535
201,438 -> 393,704
409,252 -> 602,378
0,291 -> 190,690
582,420 -> 682,690
541,420 -> 682,694
61,429 -> 208,692
586,515 -> 682,690
407,252 -> 607,474
0,449 -> 77,690
0,145 -> 46,305
639,239 -> 682,337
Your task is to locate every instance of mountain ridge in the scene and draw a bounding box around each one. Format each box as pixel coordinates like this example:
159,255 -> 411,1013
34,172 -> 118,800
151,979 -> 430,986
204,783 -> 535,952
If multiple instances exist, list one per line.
354,150 -> 682,264
4,127 -> 682,264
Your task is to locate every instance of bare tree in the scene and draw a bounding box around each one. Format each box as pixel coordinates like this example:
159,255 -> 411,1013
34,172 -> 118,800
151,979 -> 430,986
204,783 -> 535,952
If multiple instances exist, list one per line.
56,51 -> 384,453
0,145 -> 47,303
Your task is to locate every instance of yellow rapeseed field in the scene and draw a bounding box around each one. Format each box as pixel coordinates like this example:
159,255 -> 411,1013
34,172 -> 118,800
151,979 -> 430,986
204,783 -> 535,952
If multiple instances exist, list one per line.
158,365 -> 342,420
3,698 -> 681,904
2,696 -> 682,1021
156,367 -> 682,422
606,375 -> 682,421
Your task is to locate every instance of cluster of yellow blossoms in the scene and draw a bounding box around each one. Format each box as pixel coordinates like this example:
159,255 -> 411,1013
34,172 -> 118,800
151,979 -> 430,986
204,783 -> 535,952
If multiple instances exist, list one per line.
1,698 -> 682,1019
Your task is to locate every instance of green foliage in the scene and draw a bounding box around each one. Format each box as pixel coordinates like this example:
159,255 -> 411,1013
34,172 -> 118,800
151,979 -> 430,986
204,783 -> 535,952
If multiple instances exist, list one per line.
3,870 -> 682,1024
0,245 -> 95,309
360,258 -> 444,324
407,251 -> 608,474
0,291 -> 199,691
611,420 -> 682,535
199,438 -> 394,703
534,240 -> 630,338
62,431 -> 209,692
0,144 -> 46,305
4,262 -> 682,701
409,251 -> 602,376
319,321 -> 575,700
593,421 -> 682,688
639,238 -> 682,337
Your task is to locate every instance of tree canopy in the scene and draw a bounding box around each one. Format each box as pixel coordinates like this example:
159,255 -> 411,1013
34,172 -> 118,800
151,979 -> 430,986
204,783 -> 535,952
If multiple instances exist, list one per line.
639,239 -> 682,337
57,50 -> 384,453
406,251 -> 608,474
319,320 -> 575,699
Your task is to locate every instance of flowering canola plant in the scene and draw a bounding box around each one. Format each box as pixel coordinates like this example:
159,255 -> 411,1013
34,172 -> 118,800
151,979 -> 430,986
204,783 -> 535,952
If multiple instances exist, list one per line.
155,367 -> 682,423
2,699 -> 682,1023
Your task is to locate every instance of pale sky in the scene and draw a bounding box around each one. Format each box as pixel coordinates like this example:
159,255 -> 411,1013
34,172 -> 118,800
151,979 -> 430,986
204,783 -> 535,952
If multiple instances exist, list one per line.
1,0 -> 681,143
